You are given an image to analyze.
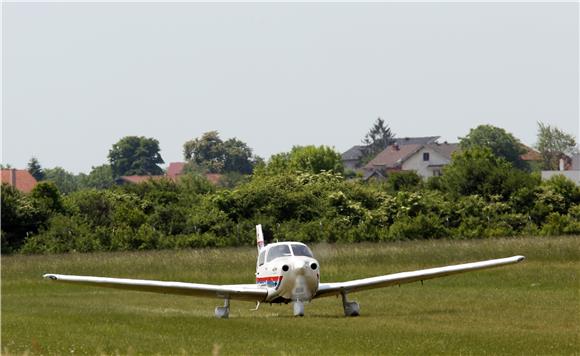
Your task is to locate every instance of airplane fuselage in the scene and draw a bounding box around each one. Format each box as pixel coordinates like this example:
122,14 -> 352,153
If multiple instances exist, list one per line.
255,242 -> 320,304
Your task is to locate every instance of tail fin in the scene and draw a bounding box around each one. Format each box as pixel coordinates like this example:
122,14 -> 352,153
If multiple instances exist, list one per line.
256,224 -> 265,252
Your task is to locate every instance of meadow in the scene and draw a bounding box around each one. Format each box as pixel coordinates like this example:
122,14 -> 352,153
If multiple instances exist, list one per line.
2,236 -> 579,355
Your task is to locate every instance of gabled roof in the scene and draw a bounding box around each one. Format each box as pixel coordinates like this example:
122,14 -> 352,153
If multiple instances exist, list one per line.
364,144 -> 424,169
393,136 -> 440,145
520,145 -> 542,161
341,145 -> 365,161
341,137 -> 440,161
426,143 -> 460,160
1,169 -> 38,193
167,162 -> 186,178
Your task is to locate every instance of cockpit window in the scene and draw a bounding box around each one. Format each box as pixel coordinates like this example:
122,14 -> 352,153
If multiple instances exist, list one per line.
258,250 -> 266,266
266,245 -> 292,262
291,244 -> 313,258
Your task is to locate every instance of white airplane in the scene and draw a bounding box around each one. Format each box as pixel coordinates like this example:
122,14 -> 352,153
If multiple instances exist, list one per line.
44,225 -> 525,318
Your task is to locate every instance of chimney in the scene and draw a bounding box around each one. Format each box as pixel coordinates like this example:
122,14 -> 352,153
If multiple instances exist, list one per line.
559,158 -> 564,171
10,168 -> 17,187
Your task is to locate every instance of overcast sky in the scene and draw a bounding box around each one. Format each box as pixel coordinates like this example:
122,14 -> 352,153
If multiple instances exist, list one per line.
3,2 -> 579,174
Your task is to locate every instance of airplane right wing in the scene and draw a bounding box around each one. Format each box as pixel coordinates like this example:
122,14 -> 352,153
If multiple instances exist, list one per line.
43,274 -> 268,302
314,255 -> 525,298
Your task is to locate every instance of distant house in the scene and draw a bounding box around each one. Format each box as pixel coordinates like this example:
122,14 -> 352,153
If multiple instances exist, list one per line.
1,169 -> 38,193
341,136 -> 440,171
116,162 -> 223,185
167,162 -> 186,179
541,153 -> 580,185
364,142 -> 459,179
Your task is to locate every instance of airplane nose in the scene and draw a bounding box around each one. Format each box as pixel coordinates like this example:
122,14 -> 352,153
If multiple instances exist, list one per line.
293,260 -> 308,274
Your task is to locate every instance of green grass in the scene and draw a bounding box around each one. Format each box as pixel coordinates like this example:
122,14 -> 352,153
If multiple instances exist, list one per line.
2,236 -> 579,355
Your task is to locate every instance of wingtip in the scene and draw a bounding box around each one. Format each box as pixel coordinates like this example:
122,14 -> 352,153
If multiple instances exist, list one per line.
43,274 -> 58,280
516,256 -> 526,263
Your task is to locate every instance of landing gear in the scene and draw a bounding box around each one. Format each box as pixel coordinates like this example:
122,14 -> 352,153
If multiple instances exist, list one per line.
293,300 -> 305,317
341,292 -> 360,317
215,298 -> 230,319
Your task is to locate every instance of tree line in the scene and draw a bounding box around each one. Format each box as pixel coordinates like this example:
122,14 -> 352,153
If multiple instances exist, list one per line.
1,121 -> 578,254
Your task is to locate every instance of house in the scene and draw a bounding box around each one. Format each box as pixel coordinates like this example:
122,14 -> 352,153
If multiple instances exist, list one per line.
341,136 -> 440,171
364,142 -> 459,179
116,162 -> 223,185
1,169 -> 38,193
541,153 -> 580,185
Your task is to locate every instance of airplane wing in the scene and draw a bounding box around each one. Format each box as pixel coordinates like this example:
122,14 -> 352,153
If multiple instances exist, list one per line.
43,274 -> 268,302
314,255 -> 525,298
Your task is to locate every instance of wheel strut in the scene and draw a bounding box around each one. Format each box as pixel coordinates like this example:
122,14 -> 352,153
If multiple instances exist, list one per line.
341,291 -> 360,317
215,298 -> 230,319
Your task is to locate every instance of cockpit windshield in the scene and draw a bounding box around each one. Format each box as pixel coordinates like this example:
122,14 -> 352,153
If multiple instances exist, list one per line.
291,244 -> 313,258
266,244 -> 292,262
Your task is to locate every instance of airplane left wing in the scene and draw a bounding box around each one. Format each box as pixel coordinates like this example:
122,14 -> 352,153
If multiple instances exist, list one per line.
314,255 -> 525,298
43,274 -> 268,302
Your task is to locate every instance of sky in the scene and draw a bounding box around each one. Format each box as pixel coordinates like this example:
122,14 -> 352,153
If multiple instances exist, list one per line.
2,2 -> 579,174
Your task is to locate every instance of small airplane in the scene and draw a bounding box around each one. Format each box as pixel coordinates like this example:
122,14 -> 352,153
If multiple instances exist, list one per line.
44,225 -> 525,318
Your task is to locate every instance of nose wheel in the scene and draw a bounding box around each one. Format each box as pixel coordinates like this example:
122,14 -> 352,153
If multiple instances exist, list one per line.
341,292 -> 360,317
293,300 -> 305,317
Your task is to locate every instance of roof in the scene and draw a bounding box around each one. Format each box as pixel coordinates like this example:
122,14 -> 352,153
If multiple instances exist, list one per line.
520,145 -> 542,161
426,143 -> 460,160
393,136 -> 440,145
341,137 -> 440,161
167,162 -> 186,178
364,144 -> 424,169
341,146 -> 365,161
1,169 -> 38,193
118,173 -> 222,185
362,169 -> 387,181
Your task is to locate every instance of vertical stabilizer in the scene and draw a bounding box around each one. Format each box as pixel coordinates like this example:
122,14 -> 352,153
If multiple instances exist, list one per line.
256,224 -> 265,252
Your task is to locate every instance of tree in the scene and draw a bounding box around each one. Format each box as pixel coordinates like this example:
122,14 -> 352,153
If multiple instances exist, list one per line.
108,136 -> 164,177
44,167 -> 79,194
361,117 -> 395,163
183,131 -> 256,174
536,122 -> 577,170
27,157 -> 45,181
222,138 -> 254,174
440,147 -> 538,200
260,146 -> 344,175
78,165 -> 115,189
459,125 -> 528,170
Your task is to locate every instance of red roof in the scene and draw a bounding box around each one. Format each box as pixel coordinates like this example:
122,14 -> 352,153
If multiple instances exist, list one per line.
167,162 -> 186,178
205,173 -> 222,185
1,169 -> 38,193
364,144 -> 424,170
520,146 -> 542,161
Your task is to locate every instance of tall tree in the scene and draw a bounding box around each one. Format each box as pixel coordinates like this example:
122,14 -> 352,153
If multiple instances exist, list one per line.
536,122 -> 577,170
27,157 -> 45,181
361,118 -> 395,163
183,131 -> 256,174
108,136 -> 164,177
459,124 -> 528,170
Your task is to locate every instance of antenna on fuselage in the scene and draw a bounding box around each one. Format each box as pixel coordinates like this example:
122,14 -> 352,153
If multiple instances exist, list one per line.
256,224 -> 265,253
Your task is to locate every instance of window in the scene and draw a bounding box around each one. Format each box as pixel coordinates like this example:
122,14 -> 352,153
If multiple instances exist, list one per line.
258,250 -> 265,266
423,152 -> 430,161
266,245 -> 291,262
291,244 -> 313,257
432,169 -> 441,177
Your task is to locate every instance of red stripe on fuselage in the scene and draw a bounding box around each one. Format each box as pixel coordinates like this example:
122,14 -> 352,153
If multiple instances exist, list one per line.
256,276 -> 282,282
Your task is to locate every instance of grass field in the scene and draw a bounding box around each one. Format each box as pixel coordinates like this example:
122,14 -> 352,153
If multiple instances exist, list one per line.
2,236 -> 579,355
